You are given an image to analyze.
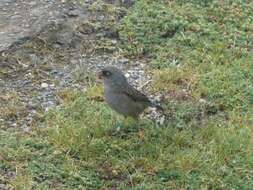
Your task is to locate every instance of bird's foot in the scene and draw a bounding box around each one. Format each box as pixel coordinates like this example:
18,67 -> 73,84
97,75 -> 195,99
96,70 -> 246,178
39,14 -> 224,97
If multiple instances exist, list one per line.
106,122 -> 124,136
116,122 -> 124,131
107,117 -> 140,137
122,117 -> 139,133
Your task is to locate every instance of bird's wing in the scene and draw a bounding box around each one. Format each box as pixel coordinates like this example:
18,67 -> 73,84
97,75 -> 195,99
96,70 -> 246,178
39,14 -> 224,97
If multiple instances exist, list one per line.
123,85 -> 151,104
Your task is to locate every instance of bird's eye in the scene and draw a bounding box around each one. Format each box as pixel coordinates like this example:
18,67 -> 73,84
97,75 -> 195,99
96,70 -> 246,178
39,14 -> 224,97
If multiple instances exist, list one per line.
102,70 -> 111,76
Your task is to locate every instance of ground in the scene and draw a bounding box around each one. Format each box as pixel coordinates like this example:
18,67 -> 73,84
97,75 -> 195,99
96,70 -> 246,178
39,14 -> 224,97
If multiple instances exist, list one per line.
0,0 -> 253,189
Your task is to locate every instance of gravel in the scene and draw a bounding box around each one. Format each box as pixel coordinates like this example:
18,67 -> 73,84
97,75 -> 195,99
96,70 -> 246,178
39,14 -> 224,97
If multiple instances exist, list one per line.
0,0 -> 164,128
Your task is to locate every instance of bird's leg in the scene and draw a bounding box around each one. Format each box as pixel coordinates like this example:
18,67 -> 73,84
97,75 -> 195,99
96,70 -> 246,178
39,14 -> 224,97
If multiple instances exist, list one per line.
110,116 -> 139,135
114,116 -> 126,131
107,121 -> 123,136
116,122 -> 123,132
123,116 -> 139,133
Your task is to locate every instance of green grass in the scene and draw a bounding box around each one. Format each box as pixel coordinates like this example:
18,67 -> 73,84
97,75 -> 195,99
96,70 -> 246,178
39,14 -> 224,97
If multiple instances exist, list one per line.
119,0 -> 252,68
1,91 -> 253,189
1,0 -> 253,189
119,0 -> 253,127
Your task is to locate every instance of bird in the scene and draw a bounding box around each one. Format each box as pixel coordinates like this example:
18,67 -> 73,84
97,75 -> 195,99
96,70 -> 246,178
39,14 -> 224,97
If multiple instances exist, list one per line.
98,66 -> 162,119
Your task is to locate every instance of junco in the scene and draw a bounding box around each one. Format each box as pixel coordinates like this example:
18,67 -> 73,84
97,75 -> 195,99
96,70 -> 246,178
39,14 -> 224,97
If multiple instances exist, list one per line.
98,66 -> 162,119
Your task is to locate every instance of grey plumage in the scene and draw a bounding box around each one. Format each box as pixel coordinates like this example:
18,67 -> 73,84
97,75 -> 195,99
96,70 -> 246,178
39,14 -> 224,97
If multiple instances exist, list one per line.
98,66 -> 153,119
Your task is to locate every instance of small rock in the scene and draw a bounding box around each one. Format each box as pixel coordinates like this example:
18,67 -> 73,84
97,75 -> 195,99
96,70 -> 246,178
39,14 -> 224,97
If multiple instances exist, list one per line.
131,74 -> 139,80
50,69 -> 59,75
22,126 -> 31,133
29,1 -> 36,6
30,110 -> 37,115
6,171 -> 15,177
27,102 -> 37,109
199,98 -> 207,104
25,72 -> 32,77
111,40 -> 117,45
119,58 -> 129,64
153,95 -> 162,102
85,0 -> 92,3
121,0 -> 135,7
10,14 -> 22,20
157,115 -> 165,126
149,107 -> 156,112
67,9 -> 80,17
41,83 -> 49,88
125,73 -> 130,78
10,123 -> 17,127
70,59 -> 79,64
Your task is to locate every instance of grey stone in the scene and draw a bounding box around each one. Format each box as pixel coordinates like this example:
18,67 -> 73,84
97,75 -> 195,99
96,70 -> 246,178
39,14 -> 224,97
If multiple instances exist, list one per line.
67,9 -> 81,17
10,14 -> 22,20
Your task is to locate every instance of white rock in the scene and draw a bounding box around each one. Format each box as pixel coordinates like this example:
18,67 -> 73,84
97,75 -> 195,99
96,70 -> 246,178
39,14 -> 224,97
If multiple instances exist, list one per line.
111,40 -> 117,44
158,115 -> 166,125
199,98 -> 207,104
119,58 -> 129,64
41,83 -> 49,88
10,123 -> 17,127
153,95 -> 162,102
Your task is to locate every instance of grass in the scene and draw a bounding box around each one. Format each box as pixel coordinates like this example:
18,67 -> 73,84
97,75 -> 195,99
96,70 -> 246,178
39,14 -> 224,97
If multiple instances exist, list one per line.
1,91 -> 253,189
1,0 -> 253,189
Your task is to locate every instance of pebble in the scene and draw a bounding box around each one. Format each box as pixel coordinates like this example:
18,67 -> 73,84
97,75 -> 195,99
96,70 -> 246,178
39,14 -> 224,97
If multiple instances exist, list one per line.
125,73 -> 130,78
119,58 -> 129,64
22,126 -> 31,133
199,98 -> 207,104
111,40 -> 117,45
67,9 -> 81,17
10,123 -> 17,127
157,115 -> 165,126
29,1 -> 37,6
27,102 -> 37,109
10,15 -> 22,20
131,74 -> 139,80
70,59 -> 79,65
41,83 -> 49,88
153,95 -> 162,102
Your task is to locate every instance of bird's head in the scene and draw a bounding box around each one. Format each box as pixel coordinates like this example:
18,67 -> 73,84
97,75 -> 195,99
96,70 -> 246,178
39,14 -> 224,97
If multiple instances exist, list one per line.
98,66 -> 127,87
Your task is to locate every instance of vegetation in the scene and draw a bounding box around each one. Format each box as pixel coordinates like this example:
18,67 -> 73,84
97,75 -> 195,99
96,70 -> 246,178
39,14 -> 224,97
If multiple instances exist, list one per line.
1,0 -> 253,189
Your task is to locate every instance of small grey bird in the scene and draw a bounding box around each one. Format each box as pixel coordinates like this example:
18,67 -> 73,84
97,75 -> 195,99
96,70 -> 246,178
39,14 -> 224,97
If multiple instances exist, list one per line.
98,66 -> 161,119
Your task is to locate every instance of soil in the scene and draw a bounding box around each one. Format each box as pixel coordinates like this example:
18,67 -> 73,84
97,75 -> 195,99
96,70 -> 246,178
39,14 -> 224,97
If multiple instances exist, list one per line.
0,0 -> 162,129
